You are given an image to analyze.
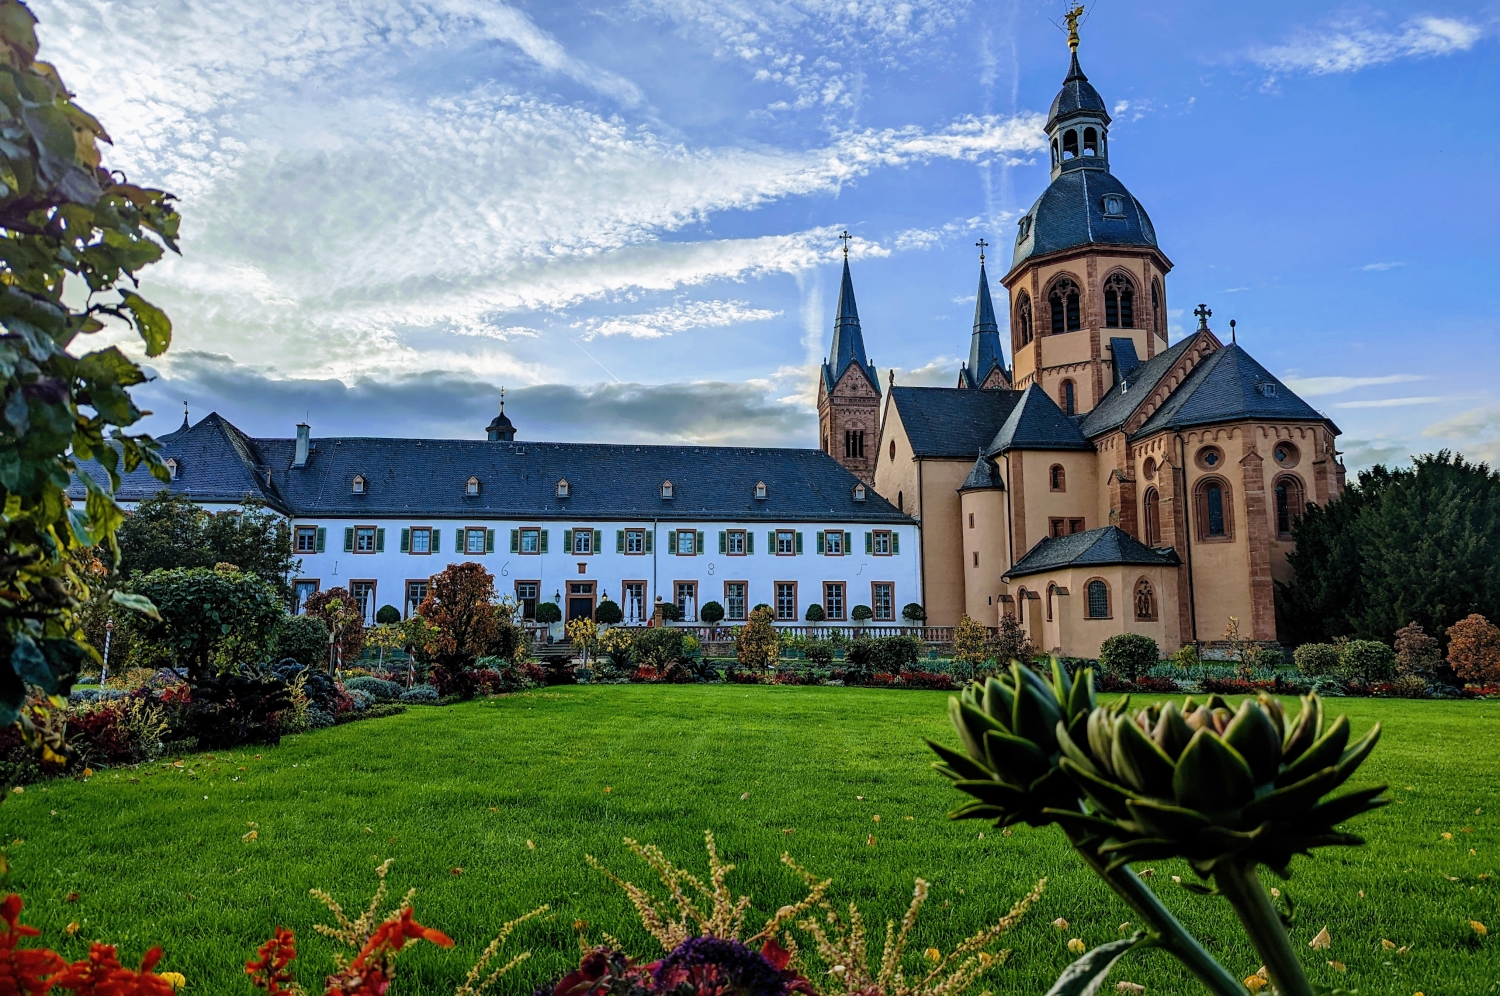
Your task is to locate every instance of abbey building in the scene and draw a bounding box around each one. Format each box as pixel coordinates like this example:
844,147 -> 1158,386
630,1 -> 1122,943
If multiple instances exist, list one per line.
819,38 -> 1345,656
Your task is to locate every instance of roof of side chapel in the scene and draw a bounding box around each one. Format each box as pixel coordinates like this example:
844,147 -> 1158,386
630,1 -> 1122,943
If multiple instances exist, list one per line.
987,383 -> 1092,455
1130,342 -> 1336,439
1004,525 -> 1179,580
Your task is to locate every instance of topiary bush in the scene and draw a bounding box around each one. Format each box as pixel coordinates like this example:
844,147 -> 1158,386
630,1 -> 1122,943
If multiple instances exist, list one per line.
804,604 -> 826,623
399,684 -> 439,703
657,603 -> 683,623
850,604 -> 872,621
344,676 -> 402,701
1246,645 -> 1288,671
1293,642 -> 1340,676
803,640 -> 835,667
1339,639 -> 1397,685
871,635 -> 922,674
901,602 -> 927,623
374,604 -> 402,625
699,601 -> 725,625
277,615 -> 331,669
1098,633 -> 1158,682
534,601 -> 562,625
595,599 -> 623,625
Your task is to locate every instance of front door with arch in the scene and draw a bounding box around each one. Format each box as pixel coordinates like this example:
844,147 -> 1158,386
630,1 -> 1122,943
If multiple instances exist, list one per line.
567,581 -> 596,622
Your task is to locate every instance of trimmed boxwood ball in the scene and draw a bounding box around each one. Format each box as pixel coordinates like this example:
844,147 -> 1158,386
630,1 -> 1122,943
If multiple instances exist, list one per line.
850,604 -> 873,621
374,604 -> 402,625
595,599 -> 623,625
804,604 -> 826,623
1339,639 -> 1397,685
752,603 -> 770,613
1293,643 -> 1340,676
901,602 -> 927,622
277,614 -> 331,668
699,601 -> 725,624
658,603 -> 683,622
534,601 -> 562,624
1099,632 -> 1159,682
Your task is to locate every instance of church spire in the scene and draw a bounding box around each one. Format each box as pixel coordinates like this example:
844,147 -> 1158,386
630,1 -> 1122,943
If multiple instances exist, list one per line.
823,242 -> 877,393
961,244 -> 1009,389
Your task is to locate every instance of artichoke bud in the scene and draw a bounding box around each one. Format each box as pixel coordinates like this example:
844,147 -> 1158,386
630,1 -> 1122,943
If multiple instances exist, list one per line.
1110,714 -> 1177,798
1281,693 -> 1323,764
1012,664 -> 1065,745
1223,699 -> 1283,785
1087,707 -> 1119,778
1067,666 -> 1096,720
1172,728 -> 1256,813
1150,701 -> 1194,760
982,675 -> 1014,725
949,696 -> 988,764
1256,692 -> 1286,740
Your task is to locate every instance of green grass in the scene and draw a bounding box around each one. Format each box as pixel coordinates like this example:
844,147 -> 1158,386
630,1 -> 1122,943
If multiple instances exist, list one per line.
1,687 -> 1496,995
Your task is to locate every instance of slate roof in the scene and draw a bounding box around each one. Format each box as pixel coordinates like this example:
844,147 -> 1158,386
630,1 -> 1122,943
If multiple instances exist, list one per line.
1131,343 -> 1337,439
1011,166 -> 1158,269
71,414 -> 911,523
1108,337 -> 1141,384
1004,525 -> 1179,580
1077,335 -> 1199,439
958,454 -> 1004,491
987,384 -> 1093,455
822,257 -> 880,394
1046,51 -> 1110,131
887,387 -> 1022,459
960,261 -> 1010,389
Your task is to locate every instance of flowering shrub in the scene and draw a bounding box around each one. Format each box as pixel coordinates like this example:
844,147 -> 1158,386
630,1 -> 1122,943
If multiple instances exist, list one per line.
0,892 -> 180,996
66,698 -> 167,767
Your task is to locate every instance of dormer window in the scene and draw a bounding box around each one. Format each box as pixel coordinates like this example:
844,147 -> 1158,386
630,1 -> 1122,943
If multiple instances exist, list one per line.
1101,194 -> 1125,218
556,479 -> 570,498
1016,215 -> 1031,242
853,484 -> 866,502
754,481 -> 767,500
660,480 -> 674,500
351,474 -> 366,494
466,476 -> 480,495
164,458 -> 178,480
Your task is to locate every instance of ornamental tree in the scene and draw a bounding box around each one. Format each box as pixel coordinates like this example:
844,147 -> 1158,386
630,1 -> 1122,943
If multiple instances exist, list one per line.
115,492 -> 298,601
735,605 -> 778,670
1393,620 -> 1442,677
951,615 -> 988,673
122,567 -> 283,680
0,0 -> 181,723
303,587 -> 366,670
417,562 -> 498,671
1446,613 -> 1500,683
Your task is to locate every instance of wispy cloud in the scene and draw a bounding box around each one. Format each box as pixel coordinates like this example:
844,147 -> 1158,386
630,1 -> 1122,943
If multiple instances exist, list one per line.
1253,16 -> 1482,75
1333,395 -> 1454,409
1281,373 -> 1425,396
1361,261 -> 1405,272
579,299 -> 781,340
1422,405 -> 1500,463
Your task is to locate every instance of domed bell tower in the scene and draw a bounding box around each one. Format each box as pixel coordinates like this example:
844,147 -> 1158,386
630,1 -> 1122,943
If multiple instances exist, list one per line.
1001,6 -> 1172,417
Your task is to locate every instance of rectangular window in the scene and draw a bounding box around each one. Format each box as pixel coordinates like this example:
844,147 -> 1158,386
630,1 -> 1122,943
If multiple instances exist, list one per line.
1069,518 -> 1086,534
625,529 -> 645,554
726,529 -> 746,555
409,527 -> 431,554
520,528 -> 540,554
776,530 -> 796,555
466,527 -> 487,554
872,582 -> 894,621
293,580 -> 319,615
405,580 -> 429,618
573,529 -> 594,555
872,530 -> 892,556
350,580 -> 376,625
724,582 -> 747,621
676,530 -> 696,556
1050,518 -> 1066,538
295,526 -> 318,553
823,582 -> 846,621
514,581 -> 539,620
675,581 -> 698,621
844,429 -> 865,459
622,582 -> 646,624
824,530 -> 845,556
775,582 -> 797,621
354,526 -> 377,553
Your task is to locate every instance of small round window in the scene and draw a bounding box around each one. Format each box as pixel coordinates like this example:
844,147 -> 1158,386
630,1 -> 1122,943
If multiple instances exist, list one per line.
1196,446 -> 1224,471
1273,442 -> 1300,468
1142,456 -> 1156,480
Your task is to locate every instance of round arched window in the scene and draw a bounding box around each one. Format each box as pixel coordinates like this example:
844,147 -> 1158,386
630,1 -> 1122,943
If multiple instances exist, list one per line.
1196,446 -> 1224,471
1273,442 -> 1300,468
1086,580 -> 1109,619
1142,456 -> 1156,480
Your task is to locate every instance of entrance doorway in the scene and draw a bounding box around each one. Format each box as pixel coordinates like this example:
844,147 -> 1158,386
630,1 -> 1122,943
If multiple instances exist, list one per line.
567,581 -> 596,622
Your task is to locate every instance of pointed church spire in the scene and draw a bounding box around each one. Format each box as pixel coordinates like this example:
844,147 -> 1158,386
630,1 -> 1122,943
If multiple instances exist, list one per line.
962,247 -> 1009,389
824,246 -> 877,393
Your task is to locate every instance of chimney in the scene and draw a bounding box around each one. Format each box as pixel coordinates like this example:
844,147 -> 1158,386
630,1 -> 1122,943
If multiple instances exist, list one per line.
293,423 -> 310,468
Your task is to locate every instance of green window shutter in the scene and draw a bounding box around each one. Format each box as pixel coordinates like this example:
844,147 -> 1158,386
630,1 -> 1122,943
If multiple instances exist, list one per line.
316,527 -> 326,552
375,528 -> 385,552
431,529 -> 440,552
746,531 -> 754,554
795,532 -> 804,555
696,531 -> 704,555
644,531 -> 653,553
616,530 -> 625,553
486,529 -> 495,553
563,529 -> 573,552
344,527 -> 354,552
718,531 -> 726,554
864,531 -> 872,554
767,531 -> 775,554
400,528 -> 410,553
668,531 -> 678,555
816,531 -> 825,554
892,532 -> 900,554
510,529 -> 519,553
594,529 -> 603,551
456,529 -> 464,553
540,530 -> 549,553
845,531 -> 853,551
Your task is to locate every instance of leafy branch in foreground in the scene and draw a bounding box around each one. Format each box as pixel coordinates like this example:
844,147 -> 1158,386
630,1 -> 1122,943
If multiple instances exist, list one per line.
0,0 -> 180,728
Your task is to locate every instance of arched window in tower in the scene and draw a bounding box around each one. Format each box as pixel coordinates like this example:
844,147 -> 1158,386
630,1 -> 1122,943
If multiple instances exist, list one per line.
1104,273 -> 1136,328
1134,577 -> 1157,621
1048,277 -> 1081,334
1062,129 -> 1078,159
1082,127 -> 1098,156
1143,487 -> 1161,546
1050,139 -> 1059,167
1015,292 -> 1034,346
1195,478 -> 1233,540
1060,379 -> 1077,416
1086,579 -> 1110,618
1151,278 -> 1163,334
1049,464 -> 1066,492
1274,475 -> 1305,538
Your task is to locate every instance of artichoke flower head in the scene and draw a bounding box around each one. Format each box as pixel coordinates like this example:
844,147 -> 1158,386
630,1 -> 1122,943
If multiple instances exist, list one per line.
928,660 -> 1096,828
1054,692 -> 1387,877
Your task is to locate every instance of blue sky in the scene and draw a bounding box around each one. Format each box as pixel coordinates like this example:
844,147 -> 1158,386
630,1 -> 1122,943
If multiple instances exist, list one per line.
40,0 -> 1499,468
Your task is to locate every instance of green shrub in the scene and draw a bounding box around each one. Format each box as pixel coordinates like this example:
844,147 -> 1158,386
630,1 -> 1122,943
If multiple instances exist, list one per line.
534,602 -> 562,625
1339,639 -> 1397,685
634,628 -> 686,668
901,603 -> 927,623
374,604 -> 402,625
595,599 -> 623,625
803,640 -> 835,667
1247,645 -> 1288,670
277,615 -> 331,669
1293,643 -> 1341,676
344,676 -> 402,701
658,603 -> 683,623
700,601 -> 725,624
850,604 -> 873,621
871,635 -> 922,673
1099,633 -> 1158,682
1169,643 -> 1200,668
804,604 -> 826,623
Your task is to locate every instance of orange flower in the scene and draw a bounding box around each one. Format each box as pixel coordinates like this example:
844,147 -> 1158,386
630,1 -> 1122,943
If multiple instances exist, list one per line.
52,942 -> 176,996
245,927 -> 297,996
0,893 -> 67,996
350,908 -> 453,972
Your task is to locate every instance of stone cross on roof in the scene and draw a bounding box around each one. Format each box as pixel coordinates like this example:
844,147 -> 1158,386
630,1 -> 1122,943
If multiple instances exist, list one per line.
1194,303 -> 1212,331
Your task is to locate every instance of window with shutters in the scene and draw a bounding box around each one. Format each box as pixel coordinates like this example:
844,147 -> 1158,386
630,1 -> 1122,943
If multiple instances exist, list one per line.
354,526 -> 377,553
625,529 -> 645,554
726,529 -> 746,555
1086,579 -> 1110,619
466,527 -> 487,554
724,581 -> 747,621
871,530 -> 892,556
409,527 -> 431,554
295,526 -> 318,553
823,582 -> 846,620
776,530 -> 796,556
293,580 -> 319,615
350,581 -> 376,625
572,529 -> 594,555
775,582 -> 797,621
676,530 -> 696,556
823,529 -> 844,556
514,581 -> 539,620
406,580 -> 429,618
519,527 -> 540,554
872,582 -> 894,621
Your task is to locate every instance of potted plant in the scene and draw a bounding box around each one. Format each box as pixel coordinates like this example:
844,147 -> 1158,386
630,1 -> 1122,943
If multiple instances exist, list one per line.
534,600 -> 562,643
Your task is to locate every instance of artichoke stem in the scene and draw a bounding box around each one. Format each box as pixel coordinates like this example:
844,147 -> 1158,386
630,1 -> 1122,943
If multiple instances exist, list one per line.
1064,830 -> 1246,996
1213,860 -> 1313,996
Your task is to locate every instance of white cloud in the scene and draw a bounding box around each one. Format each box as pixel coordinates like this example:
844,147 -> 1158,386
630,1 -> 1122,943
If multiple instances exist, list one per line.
1253,16 -> 1482,75
1333,396 -> 1454,409
1361,261 -> 1405,271
1280,373 -> 1425,397
1422,405 -> 1500,463
580,299 -> 781,339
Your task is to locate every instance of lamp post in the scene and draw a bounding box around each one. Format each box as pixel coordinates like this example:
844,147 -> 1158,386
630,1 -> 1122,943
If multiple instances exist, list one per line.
100,619 -> 114,689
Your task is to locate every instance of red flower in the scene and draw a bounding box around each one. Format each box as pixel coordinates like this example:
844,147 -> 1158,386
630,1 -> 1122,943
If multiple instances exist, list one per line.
52,944 -> 174,996
246,928 -> 298,995
324,909 -> 452,996
0,893 -> 66,996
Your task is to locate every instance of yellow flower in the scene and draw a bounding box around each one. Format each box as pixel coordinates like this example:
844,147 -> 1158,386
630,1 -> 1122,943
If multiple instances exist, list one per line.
81,768 -> 93,778
1067,938 -> 1086,955
159,972 -> 186,991
924,948 -> 941,964
1471,920 -> 1488,937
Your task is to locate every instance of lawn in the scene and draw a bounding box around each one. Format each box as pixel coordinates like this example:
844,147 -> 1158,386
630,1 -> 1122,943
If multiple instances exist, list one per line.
0,687 -> 1495,996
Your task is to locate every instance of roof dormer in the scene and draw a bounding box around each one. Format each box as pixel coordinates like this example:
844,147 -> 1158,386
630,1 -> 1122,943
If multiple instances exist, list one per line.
660,480 -> 674,499
164,458 -> 179,480
351,474 -> 366,494
754,481 -> 767,500
853,483 -> 866,502
556,478 -> 570,498
466,476 -> 481,495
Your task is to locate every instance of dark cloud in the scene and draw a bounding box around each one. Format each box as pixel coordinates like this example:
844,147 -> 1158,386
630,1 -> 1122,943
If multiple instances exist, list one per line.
133,351 -> 815,446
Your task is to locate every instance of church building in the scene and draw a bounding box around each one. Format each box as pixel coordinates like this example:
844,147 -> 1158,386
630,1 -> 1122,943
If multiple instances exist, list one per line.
819,29 -> 1345,657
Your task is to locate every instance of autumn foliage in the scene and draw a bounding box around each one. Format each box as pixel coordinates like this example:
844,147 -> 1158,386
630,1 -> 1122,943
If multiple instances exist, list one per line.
1446,613 -> 1500,683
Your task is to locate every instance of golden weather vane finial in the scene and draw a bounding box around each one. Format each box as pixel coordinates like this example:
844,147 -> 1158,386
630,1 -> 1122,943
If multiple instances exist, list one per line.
1064,3 -> 1086,51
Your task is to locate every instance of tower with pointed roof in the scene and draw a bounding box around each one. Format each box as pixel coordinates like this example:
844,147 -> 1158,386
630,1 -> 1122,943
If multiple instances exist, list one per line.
1001,23 -> 1172,416
818,248 -> 881,483
486,390 -> 516,441
957,248 -> 1012,390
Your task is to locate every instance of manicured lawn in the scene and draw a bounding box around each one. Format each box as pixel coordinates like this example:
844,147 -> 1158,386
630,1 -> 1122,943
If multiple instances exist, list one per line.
1,687 -> 1495,995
